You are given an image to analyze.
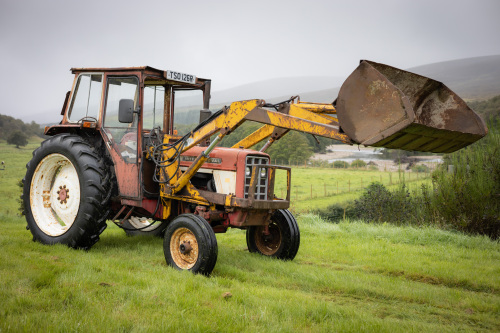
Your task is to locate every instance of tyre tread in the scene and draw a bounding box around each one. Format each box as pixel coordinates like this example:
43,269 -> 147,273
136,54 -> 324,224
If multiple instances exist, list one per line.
23,134 -> 111,250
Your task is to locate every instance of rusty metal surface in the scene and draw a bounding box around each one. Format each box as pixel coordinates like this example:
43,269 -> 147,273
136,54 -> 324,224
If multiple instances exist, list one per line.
336,60 -> 488,153
169,227 -> 199,269
253,221 -> 282,255
228,210 -> 272,227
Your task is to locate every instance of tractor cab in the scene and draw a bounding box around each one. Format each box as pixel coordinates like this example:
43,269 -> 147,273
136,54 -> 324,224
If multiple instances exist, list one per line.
47,67 -> 212,203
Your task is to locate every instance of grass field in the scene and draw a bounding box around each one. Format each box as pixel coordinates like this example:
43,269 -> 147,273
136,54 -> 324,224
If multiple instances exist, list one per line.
273,167 -> 433,212
1,140 -> 499,332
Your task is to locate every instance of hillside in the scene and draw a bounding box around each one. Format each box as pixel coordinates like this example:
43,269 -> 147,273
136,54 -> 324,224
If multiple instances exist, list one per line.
408,55 -> 500,100
213,55 -> 500,105
0,114 -> 44,140
210,76 -> 344,104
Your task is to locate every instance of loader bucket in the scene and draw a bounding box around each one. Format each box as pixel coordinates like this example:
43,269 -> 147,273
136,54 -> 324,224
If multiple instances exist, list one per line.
335,60 -> 487,153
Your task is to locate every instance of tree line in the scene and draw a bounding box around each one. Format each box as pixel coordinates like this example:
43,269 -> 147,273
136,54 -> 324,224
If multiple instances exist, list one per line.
0,114 -> 44,147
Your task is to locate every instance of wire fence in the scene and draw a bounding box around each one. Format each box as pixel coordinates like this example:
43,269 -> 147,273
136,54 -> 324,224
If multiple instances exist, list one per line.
273,164 -> 439,201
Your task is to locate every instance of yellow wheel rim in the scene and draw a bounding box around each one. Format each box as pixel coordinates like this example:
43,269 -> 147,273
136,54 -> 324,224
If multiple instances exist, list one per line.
170,227 -> 199,269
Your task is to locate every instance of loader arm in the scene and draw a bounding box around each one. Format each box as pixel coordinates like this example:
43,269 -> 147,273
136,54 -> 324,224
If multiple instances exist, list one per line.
162,99 -> 350,195
232,101 -> 342,150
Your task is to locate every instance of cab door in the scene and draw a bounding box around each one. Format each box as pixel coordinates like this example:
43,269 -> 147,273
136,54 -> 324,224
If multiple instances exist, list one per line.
101,74 -> 142,202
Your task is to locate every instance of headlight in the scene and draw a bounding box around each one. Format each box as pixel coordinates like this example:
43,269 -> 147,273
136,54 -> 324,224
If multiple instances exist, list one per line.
245,166 -> 251,176
260,168 -> 266,178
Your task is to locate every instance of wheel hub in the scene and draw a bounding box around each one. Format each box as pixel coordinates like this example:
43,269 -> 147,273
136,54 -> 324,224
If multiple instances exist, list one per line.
179,241 -> 192,254
57,185 -> 69,204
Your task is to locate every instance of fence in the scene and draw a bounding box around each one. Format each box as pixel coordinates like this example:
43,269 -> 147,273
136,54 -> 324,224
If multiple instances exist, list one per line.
273,166 -> 437,202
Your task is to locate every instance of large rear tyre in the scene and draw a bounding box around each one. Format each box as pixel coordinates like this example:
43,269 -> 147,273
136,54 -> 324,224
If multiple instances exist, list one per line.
246,209 -> 300,260
22,134 -> 111,250
163,214 -> 218,275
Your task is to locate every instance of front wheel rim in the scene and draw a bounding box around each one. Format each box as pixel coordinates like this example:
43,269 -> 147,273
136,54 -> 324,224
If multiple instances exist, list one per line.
30,153 -> 80,236
170,227 -> 199,269
254,221 -> 282,255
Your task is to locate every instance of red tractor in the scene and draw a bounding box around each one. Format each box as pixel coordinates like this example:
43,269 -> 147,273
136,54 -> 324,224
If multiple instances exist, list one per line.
23,61 -> 487,275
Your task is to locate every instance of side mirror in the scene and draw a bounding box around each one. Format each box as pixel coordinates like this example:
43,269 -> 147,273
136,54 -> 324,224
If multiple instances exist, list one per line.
118,99 -> 135,123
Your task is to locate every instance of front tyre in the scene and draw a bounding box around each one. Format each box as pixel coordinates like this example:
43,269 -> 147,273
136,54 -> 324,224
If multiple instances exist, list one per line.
23,134 -> 111,250
246,209 -> 300,260
163,214 -> 218,275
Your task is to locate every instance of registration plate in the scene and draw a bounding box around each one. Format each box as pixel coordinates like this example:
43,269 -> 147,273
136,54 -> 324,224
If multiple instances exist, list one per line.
166,70 -> 196,84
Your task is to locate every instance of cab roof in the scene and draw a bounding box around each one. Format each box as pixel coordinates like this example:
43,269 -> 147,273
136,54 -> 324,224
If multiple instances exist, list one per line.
70,66 -> 163,74
70,66 -> 210,85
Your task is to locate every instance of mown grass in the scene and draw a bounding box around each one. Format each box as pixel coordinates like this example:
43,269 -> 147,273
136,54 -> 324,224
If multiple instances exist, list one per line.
1,139 -> 499,332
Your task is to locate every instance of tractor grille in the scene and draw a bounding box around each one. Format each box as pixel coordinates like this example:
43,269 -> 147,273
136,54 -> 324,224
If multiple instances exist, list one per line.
244,156 -> 269,200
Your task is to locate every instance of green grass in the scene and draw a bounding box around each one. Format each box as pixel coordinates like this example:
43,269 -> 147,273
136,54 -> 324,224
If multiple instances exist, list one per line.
1,139 -> 499,332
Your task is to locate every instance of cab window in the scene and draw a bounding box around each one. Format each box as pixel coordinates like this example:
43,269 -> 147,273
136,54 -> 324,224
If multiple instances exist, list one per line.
143,85 -> 165,131
67,74 -> 103,122
173,89 -> 204,136
103,76 -> 139,163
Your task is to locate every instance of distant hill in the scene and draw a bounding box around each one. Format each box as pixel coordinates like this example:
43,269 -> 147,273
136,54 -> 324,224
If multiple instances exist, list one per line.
213,55 -> 500,105
407,55 -> 500,100
24,109 -> 62,126
210,76 -> 344,104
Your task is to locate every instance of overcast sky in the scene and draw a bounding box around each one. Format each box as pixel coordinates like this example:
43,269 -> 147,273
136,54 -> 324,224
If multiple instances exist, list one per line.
1,0 -> 499,122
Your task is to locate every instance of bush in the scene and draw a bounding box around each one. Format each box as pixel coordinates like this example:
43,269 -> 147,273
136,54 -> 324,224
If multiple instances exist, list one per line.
314,182 -> 425,225
333,160 -> 349,169
350,159 -> 367,168
411,164 -> 430,173
426,127 -> 500,239
7,130 -> 28,148
313,203 -> 356,222
309,159 -> 330,168
352,182 -> 425,225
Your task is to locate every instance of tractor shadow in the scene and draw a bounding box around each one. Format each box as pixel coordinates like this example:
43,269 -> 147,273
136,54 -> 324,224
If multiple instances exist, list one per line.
94,226 -> 163,251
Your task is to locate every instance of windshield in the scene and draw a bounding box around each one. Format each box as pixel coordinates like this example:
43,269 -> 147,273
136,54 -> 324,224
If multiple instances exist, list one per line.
173,89 -> 204,136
